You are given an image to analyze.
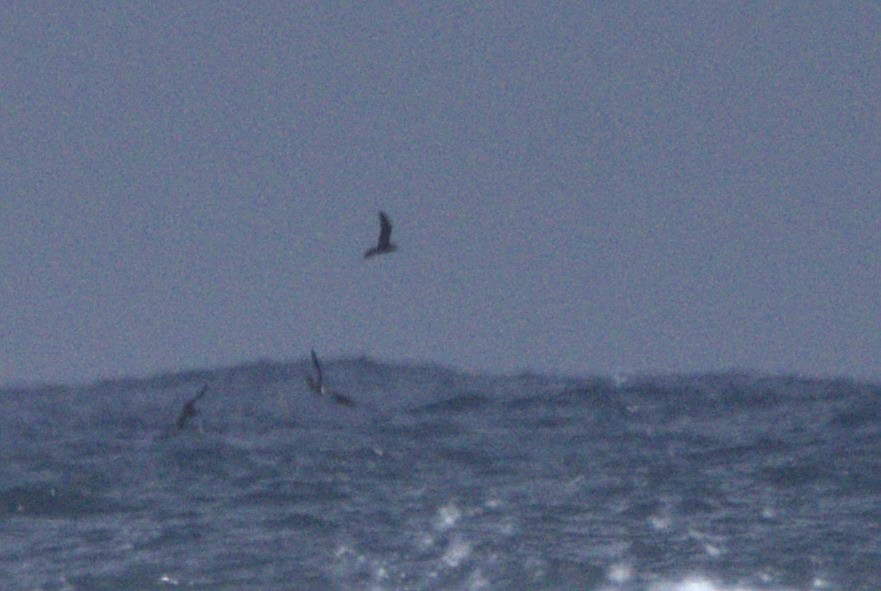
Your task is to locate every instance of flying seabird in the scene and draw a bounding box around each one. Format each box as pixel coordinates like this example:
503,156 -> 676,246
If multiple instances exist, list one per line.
364,211 -> 397,259
306,350 -> 355,407
176,384 -> 208,431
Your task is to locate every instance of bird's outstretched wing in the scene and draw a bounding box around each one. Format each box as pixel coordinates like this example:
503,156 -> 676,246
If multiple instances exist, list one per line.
191,384 -> 208,404
175,411 -> 188,431
310,349 -> 323,389
378,211 -> 393,248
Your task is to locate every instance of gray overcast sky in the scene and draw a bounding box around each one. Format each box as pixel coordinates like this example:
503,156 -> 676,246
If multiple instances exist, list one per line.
2,4 -> 879,385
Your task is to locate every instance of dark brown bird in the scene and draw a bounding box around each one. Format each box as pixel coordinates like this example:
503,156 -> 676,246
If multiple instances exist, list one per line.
364,211 -> 397,259
305,350 -> 355,407
176,384 -> 208,431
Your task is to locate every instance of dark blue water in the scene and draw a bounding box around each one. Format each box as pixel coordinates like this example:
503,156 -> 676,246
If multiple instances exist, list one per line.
2,359 -> 879,590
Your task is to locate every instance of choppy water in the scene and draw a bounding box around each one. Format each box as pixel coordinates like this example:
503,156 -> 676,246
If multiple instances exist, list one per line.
2,359 -> 879,590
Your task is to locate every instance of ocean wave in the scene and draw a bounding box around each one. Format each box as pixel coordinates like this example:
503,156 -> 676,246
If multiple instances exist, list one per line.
1,483 -> 128,518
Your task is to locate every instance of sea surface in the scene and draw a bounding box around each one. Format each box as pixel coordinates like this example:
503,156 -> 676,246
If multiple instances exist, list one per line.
1,359 -> 879,590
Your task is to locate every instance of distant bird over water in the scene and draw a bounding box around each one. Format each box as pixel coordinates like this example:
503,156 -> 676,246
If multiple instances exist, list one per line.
176,384 -> 208,431
364,211 -> 397,259
306,350 -> 355,407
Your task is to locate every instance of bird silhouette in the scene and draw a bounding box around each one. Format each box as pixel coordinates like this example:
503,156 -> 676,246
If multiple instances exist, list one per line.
364,211 -> 397,259
305,350 -> 355,407
176,384 -> 208,431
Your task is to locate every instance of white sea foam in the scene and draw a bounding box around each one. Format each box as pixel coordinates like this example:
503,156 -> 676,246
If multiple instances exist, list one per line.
648,574 -> 798,591
441,535 -> 472,568
1,362 -> 871,589
608,562 -> 633,583
435,501 -> 462,531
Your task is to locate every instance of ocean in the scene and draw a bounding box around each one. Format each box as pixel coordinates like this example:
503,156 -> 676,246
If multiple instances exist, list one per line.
1,358 -> 879,590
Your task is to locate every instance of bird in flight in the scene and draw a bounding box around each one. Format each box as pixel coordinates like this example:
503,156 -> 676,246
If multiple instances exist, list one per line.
364,211 -> 397,259
305,350 -> 355,407
176,384 -> 208,431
